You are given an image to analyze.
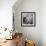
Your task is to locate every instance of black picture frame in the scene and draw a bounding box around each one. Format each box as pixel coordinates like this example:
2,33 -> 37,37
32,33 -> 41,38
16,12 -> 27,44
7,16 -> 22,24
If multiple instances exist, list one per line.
21,12 -> 36,27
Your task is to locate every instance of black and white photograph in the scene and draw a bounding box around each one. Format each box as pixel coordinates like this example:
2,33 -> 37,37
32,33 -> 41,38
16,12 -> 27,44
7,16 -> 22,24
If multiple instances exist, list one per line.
21,12 -> 36,27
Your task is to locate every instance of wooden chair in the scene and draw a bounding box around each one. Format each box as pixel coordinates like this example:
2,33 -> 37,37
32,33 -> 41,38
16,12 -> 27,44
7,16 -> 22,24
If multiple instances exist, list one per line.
14,33 -> 22,46
25,40 -> 35,46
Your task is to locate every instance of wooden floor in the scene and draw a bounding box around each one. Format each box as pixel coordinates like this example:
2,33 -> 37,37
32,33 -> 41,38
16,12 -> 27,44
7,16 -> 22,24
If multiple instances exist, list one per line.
0,39 -> 16,46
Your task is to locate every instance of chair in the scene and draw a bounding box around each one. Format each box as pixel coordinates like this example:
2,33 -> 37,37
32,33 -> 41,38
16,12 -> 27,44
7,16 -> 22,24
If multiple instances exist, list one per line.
14,33 -> 23,46
25,40 -> 35,46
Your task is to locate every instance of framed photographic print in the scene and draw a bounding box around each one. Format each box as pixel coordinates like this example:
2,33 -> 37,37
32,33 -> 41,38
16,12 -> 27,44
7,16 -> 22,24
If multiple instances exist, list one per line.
21,12 -> 36,27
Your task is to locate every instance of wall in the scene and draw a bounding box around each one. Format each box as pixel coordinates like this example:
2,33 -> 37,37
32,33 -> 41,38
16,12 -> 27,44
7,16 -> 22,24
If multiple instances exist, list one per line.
13,0 -> 41,46
0,0 -> 16,30
40,0 -> 46,46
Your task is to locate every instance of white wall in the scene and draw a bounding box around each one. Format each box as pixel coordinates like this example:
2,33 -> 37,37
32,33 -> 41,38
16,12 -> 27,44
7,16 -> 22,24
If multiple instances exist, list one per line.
40,0 -> 46,46
13,0 -> 41,46
0,0 -> 16,30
